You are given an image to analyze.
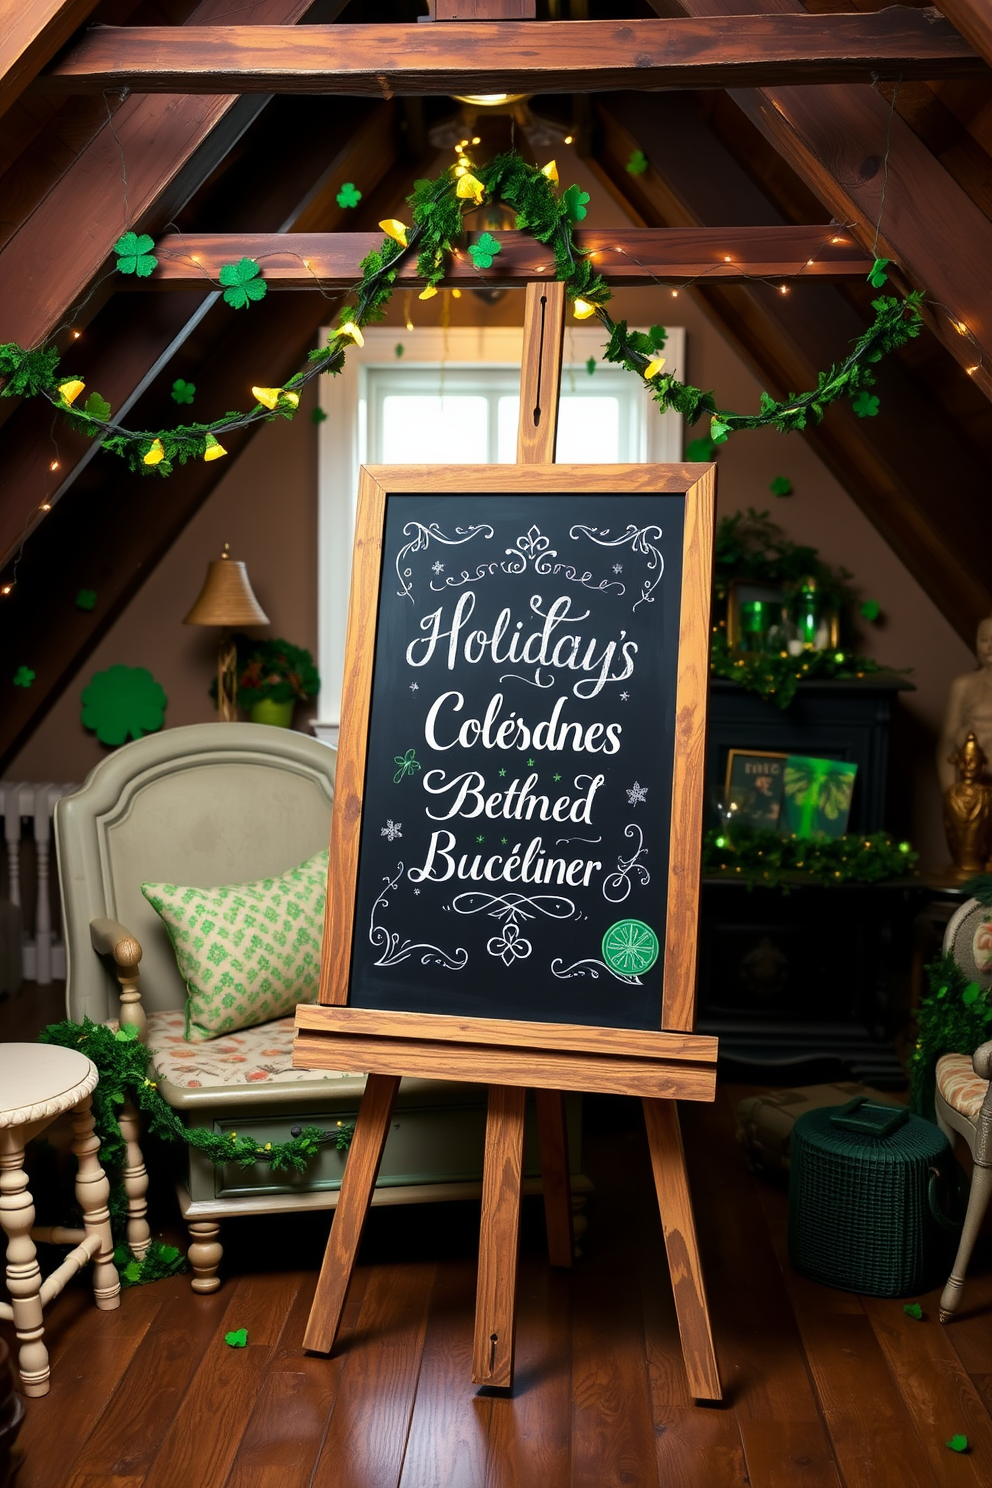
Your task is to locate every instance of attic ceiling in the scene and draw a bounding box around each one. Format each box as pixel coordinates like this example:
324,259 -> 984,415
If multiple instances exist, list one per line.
1,0 -> 991,769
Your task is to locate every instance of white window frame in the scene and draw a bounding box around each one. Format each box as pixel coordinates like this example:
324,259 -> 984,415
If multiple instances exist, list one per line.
314,323 -> 686,740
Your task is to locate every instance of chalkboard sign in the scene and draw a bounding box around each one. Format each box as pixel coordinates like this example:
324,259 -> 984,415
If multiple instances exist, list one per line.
320,464 -> 715,1036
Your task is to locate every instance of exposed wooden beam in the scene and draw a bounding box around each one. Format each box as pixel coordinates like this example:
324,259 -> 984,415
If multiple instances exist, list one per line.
646,0 -> 992,404
35,12 -> 984,97
940,0 -> 992,72
137,225 -> 872,288
0,0 -> 102,120
594,94 -> 992,643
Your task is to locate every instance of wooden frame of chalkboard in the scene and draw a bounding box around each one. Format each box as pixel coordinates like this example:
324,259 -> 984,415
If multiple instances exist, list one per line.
298,460 -> 716,1067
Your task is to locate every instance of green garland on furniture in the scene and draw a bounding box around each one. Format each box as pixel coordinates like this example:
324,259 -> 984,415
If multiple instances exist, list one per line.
38,1018 -> 354,1279
0,151 -> 924,476
910,953 -> 992,1121
709,632 -> 891,708
702,825 -> 917,889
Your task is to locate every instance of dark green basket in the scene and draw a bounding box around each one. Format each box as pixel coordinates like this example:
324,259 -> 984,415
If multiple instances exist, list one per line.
788,1097 -> 959,1297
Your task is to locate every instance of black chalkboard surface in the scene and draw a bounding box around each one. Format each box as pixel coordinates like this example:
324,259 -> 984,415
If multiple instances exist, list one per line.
346,486 -> 689,1031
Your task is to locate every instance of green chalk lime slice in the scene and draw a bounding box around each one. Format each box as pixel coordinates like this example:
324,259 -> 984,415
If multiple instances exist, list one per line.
602,919 -> 659,976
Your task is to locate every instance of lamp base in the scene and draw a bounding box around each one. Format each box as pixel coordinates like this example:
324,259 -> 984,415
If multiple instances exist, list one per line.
217,637 -> 238,722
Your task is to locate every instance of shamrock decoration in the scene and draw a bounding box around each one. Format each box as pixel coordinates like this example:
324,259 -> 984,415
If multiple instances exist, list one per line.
945,1435 -> 969,1454
171,379 -> 195,405
336,182 -> 362,209
468,232 -> 501,269
310,406 -> 327,424
76,588 -> 97,611
81,665 -> 166,746
395,343 -> 405,359
114,231 -> 158,278
860,599 -> 881,622
868,257 -> 890,288
224,1328 -> 249,1348
13,666 -> 35,688
710,418 -> 732,444
219,258 -> 267,310
647,324 -> 667,351
962,981 -> 981,1006
393,748 -> 422,783
902,1303 -> 924,1320
852,391 -> 880,418
769,476 -> 793,497
586,357 -> 596,376
686,435 -> 717,461
80,392 -> 111,422
626,149 -> 648,176
562,184 -> 590,222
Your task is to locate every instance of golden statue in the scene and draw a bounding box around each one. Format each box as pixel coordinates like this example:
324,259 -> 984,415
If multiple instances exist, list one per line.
938,616 -> 992,791
943,732 -> 992,879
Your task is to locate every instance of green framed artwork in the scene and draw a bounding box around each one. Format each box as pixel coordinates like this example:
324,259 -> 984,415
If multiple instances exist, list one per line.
724,750 -> 787,829
781,756 -> 858,840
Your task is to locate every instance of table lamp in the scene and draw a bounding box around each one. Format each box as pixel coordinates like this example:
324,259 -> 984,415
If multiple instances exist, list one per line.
183,544 -> 269,720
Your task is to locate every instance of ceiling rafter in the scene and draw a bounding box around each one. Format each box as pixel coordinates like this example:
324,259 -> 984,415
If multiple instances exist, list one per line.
0,0 -> 102,121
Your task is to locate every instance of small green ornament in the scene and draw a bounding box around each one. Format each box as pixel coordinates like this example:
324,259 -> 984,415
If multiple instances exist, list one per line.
868,258 -> 890,288
602,919 -> 659,977
81,665 -> 166,746
860,599 -> 881,622
852,391 -> 880,418
171,379 -> 195,405
903,1302 -> 924,1320
219,258 -> 267,310
82,391 -> 111,420
468,232 -> 501,269
310,406 -> 327,424
76,588 -> 97,611
769,476 -> 793,497
626,149 -> 648,176
586,357 -> 596,377
114,231 -> 157,278
945,1435 -> 969,1453
710,418 -> 732,444
225,1328 -> 249,1348
395,343 -> 405,359
562,184 -> 590,222
13,665 -> 35,688
336,182 -> 362,209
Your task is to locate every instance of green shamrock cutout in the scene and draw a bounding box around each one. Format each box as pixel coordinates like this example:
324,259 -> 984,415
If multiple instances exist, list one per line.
686,436 -> 716,461
393,748 -> 422,783
626,149 -> 648,176
710,418 -> 732,444
81,665 -> 166,746
903,1302 -> 923,1320
336,182 -> 362,209
76,588 -> 97,611
860,599 -> 880,622
395,343 -> 404,359
469,233 -> 502,269
648,324 -> 667,351
852,391 -> 880,418
963,981 -> 981,1006
82,391 -> 111,421
114,232 -> 158,278
171,379 -> 195,405
868,257 -> 890,288
945,1435 -> 969,1453
13,666 -> 35,688
225,1328 -> 249,1348
310,406 -> 327,424
219,258 -> 267,310
562,184 -> 590,222
769,476 -> 793,497
586,357 -> 596,376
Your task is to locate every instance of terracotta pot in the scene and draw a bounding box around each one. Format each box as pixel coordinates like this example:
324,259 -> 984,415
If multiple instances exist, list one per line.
248,698 -> 294,728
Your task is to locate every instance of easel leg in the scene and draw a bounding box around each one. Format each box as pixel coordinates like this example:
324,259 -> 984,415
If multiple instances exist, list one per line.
642,1097 -> 721,1402
303,1072 -> 400,1354
472,1085 -> 526,1389
534,1089 -> 573,1268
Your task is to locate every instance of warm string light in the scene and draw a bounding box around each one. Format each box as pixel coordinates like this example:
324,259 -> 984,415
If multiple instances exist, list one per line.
49,460 -> 60,472
1,584 -> 12,596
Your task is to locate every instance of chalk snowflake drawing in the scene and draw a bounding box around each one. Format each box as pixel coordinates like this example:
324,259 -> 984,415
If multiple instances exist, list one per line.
380,820 -> 403,842
550,957 -> 643,986
626,781 -> 649,807
369,866 -> 468,970
487,922 -> 532,966
569,524 -> 664,611
613,563 -> 623,573
394,522 -> 494,601
432,561 -> 445,574
435,523 -> 624,598
603,824 -> 650,903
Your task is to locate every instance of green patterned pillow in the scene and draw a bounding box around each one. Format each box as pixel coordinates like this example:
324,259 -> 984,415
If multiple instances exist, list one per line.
141,849 -> 328,1042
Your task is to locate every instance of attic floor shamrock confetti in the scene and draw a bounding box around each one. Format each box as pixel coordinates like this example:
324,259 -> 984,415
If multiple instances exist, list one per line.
225,1328 -> 249,1348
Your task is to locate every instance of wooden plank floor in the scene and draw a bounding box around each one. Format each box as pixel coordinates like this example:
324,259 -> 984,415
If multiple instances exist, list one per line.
4,984 -> 992,1487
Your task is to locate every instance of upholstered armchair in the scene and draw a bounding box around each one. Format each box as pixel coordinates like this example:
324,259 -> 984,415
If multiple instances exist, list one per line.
54,724 -> 529,1292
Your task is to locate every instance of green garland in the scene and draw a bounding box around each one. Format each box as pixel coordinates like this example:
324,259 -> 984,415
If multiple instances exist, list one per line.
0,151 -> 924,476
702,825 -> 917,889
38,1019 -> 354,1274
910,952 -> 992,1120
710,632 -> 892,708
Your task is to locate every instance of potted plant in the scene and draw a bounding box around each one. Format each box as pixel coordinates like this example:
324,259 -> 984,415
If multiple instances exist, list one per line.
213,635 -> 320,726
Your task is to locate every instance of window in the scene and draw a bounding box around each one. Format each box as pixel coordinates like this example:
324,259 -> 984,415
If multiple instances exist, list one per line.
315,325 -> 686,738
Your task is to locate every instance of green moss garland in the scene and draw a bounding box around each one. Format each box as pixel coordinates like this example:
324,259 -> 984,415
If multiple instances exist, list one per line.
702,825 -> 917,889
0,151 -> 923,476
710,632 -> 892,708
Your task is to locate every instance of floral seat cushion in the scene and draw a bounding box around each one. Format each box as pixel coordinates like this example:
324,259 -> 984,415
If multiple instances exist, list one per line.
145,1010 -> 364,1089
936,1052 -> 989,1122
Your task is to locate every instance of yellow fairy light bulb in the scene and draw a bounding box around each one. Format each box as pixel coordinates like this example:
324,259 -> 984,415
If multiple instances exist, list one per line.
455,172 -> 485,205
143,438 -> 165,466
572,298 -> 597,320
339,321 -> 364,346
203,434 -> 227,461
451,288 -> 462,299
58,379 -> 85,405
251,386 -> 282,410
419,285 -> 438,301
643,357 -> 666,380
541,160 -> 559,183
379,219 -> 409,247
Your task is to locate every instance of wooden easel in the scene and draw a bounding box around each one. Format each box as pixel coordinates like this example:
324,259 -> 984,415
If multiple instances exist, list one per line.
297,281 -> 721,1400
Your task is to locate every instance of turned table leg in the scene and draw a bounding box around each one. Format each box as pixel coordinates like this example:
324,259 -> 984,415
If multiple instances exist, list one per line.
71,1096 -> 120,1311
0,1128 -> 49,1397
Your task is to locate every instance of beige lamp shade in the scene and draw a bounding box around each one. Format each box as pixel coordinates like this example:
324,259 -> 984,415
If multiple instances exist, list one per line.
183,549 -> 269,627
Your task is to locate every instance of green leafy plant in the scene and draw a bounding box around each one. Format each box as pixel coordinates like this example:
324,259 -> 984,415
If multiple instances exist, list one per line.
215,636 -> 320,708
468,232 -> 501,269
219,258 -> 267,310
113,232 -> 157,277
910,952 -> 992,1118
335,182 -> 362,208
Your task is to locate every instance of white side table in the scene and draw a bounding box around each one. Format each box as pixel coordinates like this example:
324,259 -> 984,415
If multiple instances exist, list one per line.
0,1043 -> 120,1397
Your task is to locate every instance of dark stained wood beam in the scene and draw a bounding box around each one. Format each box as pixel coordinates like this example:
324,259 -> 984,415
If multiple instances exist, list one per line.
138,225 -> 873,288
646,0 -> 992,405
0,0 -> 102,120
940,0 -> 992,71
35,12 -> 985,96
593,94 -> 992,643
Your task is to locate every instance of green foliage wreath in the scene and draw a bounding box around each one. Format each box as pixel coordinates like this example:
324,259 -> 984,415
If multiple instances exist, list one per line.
0,151 -> 923,476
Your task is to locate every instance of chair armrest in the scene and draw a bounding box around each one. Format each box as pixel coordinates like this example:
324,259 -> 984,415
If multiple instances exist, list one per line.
89,918 -> 146,1040
974,1041 -> 992,1081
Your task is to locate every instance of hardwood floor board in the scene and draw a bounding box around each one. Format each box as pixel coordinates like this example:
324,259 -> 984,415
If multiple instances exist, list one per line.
310,1260 -> 435,1488
140,1270 -> 308,1488
931,1252 -> 992,1375
64,1476 -> 146,1488
735,1420 -> 842,1488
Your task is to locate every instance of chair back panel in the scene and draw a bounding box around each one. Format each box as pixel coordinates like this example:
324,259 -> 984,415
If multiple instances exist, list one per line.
56,724 -> 335,1021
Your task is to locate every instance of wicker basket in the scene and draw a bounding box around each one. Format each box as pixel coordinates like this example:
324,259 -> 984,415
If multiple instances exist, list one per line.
788,1097 -> 959,1297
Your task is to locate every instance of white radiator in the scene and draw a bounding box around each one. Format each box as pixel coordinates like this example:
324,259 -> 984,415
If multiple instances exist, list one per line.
0,782 -> 77,985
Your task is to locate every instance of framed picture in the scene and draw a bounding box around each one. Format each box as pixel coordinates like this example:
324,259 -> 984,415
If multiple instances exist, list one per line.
781,755 -> 858,839
723,749 -> 787,829
727,580 -> 787,654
